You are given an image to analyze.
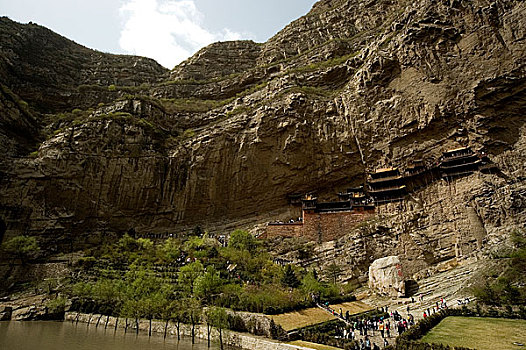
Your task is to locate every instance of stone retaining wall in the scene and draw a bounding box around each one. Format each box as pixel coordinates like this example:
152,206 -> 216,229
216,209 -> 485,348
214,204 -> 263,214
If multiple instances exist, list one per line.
64,312 -> 315,350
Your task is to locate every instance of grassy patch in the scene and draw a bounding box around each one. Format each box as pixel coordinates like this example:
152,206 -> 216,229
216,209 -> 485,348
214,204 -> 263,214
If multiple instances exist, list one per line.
420,316 -> 526,350
161,81 -> 267,114
288,340 -> 342,350
287,51 -> 360,74
272,308 -> 336,331
329,300 -> 373,315
161,97 -> 233,113
159,72 -> 242,86
272,301 -> 372,331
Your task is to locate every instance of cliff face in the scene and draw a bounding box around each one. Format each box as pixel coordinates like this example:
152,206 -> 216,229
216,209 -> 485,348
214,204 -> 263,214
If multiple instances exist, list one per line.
0,0 -> 525,273
0,17 -> 167,113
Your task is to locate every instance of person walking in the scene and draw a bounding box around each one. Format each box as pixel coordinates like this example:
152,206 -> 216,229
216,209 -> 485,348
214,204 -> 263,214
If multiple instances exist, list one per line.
364,336 -> 371,350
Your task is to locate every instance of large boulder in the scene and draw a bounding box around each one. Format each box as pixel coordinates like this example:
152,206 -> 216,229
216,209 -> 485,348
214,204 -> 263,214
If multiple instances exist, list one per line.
368,256 -> 405,297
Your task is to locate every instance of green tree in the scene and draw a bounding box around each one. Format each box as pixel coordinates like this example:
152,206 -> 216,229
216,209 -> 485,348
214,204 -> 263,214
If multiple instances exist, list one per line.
91,278 -> 125,315
185,236 -> 205,252
166,299 -> 185,340
261,260 -> 283,285
281,264 -> 300,288
301,271 -> 323,296
185,297 -> 202,344
228,230 -> 258,253
140,292 -> 165,336
159,238 -> 181,262
121,265 -> 165,334
120,299 -> 142,334
325,262 -> 341,285
1,235 -> 39,265
117,234 -> 139,252
136,238 -> 154,253
194,266 -> 223,302
207,306 -> 229,350
178,260 -> 205,294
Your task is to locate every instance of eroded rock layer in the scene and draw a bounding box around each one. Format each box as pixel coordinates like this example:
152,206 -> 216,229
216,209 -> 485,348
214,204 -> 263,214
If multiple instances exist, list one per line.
0,0 -> 525,273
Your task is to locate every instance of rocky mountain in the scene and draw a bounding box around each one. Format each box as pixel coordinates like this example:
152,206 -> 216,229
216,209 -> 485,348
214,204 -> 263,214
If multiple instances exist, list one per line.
0,0 -> 525,283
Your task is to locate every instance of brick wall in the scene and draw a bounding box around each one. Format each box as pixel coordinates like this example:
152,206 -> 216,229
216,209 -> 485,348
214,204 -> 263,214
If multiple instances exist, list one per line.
303,210 -> 373,242
263,209 -> 373,241
262,223 -> 303,239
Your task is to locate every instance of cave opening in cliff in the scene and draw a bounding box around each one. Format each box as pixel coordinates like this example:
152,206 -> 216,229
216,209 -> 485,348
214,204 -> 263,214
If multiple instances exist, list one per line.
0,218 -> 5,244
404,279 -> 419,297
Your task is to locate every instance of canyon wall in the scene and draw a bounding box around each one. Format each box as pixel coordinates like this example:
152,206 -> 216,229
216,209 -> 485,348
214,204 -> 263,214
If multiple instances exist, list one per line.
0,0 -> 524,272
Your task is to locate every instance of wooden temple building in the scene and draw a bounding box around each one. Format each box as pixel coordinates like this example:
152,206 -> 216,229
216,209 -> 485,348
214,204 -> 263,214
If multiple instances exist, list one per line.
264,192 -> 375,242
440,147 -> 481,178
337,186 -> 373,208
265,146 -> 498,241
367,168 -> 407,204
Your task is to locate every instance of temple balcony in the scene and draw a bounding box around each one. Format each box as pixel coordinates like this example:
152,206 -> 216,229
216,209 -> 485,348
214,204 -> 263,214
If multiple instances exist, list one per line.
368,175 -> 404,183
441,159 -> 481,170
368,185 -> 407,194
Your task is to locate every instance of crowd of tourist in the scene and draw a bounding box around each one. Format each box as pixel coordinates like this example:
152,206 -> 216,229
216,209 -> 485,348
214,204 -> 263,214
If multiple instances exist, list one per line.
318,294 -> 463,349
270,217 -> 303,224
422,297 -> 450,318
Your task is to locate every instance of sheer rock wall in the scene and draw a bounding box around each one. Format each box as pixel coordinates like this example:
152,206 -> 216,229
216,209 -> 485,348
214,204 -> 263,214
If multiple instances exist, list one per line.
0,0 -> 524,277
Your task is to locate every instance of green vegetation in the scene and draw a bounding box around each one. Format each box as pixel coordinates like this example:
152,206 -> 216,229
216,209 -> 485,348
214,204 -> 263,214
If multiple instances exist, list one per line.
46,109 -> 161,138
77,84 -> 107,92
43,108 -> 93,134
206,306 -> 229,349
181,129 -> 195,139
272,301 -> 371,331
162,98 -> 233,113
325,262 -> 342,285
1,235 -> 40,265
292,308 -> 387,349
0,83 -> 35,119
287,51 -> 360,74
159,72 -> 243,87
394,306 -> 526,350
473,229 -> 526,306
420,317 -> 526,350
29,151 -> 39,158
225,105 -> 251,117
77,83 -> 151,94
45,296 -> 67,315
281,264 -> 300,288
150,81 -> 266,114
69,230 -> 356,335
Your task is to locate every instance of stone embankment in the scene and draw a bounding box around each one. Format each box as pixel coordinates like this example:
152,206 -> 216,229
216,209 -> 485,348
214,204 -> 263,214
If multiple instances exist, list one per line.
0,294 -> 64,321
64,312 -> 316,350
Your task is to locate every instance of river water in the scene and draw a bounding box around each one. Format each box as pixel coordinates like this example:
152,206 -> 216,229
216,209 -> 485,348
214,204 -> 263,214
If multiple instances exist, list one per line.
0,321 -> 219,350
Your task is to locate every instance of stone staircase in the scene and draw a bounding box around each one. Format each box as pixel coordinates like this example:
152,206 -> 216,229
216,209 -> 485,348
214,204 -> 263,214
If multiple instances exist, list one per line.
315,303 -> 352,326
362,258 -> 488,321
